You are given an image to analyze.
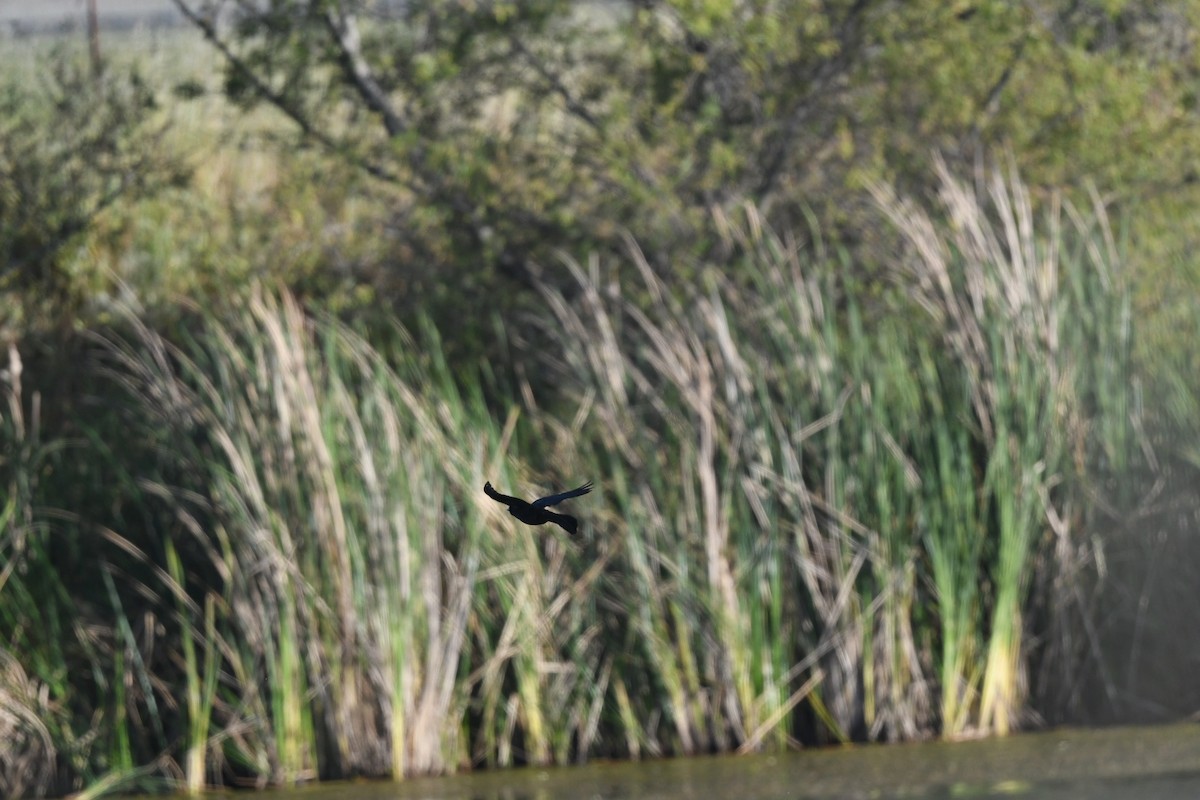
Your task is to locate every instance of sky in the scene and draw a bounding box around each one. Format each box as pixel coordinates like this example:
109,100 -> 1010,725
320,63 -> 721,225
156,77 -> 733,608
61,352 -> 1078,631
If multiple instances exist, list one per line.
0,0 -> 178,28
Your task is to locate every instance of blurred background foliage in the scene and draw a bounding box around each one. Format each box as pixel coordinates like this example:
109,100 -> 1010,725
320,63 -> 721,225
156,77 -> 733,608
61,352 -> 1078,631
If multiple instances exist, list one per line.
2,0 -> 1200,796
8,1 -> 1200,366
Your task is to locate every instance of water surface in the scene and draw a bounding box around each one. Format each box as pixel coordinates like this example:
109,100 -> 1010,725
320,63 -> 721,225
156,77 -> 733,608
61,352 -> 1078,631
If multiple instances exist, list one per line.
240,722 -> 1200,800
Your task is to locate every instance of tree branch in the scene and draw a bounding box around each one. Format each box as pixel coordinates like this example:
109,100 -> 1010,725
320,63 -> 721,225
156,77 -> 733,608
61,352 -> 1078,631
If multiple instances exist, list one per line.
323,4 -> 407,139
170,0 -> 402,183
508,34 -> 600,132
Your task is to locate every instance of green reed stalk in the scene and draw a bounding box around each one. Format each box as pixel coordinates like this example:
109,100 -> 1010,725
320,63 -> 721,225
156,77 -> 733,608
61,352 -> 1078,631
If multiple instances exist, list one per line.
0,347 -> 71,796
918,354 -> 986,737
870,156 -> 1123,737
844,310 -> 930,740
546,210 -> 906,751
109,287 -> 579,780
165,539 -> 219,794
979,350 -> 1058,735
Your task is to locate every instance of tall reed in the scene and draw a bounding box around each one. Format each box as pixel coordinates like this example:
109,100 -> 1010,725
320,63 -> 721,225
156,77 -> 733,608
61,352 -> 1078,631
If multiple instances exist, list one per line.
0,156 -> 1150,794
541,158 -> 1136,748
0,344 -> 62,798
102,291 -> 483,780
99,287 -> 615,785
539,222 -> 930,750
871,156 -> 1130,735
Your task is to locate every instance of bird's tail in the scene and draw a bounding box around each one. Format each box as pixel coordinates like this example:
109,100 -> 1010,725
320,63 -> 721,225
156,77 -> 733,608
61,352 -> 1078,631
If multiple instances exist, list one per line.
546,511 -> 578,535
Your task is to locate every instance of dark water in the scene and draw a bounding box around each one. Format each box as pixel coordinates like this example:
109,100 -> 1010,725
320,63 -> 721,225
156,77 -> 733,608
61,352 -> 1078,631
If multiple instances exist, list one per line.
234,723 -> 1200,800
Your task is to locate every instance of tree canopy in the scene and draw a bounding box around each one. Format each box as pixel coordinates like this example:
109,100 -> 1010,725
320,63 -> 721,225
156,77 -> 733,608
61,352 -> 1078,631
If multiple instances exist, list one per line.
168,0 -> 1200,255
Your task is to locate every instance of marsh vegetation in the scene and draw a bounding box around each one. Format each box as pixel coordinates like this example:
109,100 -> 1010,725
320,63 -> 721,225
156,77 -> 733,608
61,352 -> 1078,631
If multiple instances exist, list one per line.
2,2 -> 1199,797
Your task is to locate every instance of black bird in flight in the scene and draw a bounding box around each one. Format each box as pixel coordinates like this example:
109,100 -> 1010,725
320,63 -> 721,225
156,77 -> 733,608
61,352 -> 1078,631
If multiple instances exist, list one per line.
483,480 -> 593,535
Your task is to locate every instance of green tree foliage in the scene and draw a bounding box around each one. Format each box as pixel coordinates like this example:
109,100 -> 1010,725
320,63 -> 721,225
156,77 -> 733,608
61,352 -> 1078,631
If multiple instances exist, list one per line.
174,0 -> 584,315
0,53 -> 186,335
170,0 -> 1200,272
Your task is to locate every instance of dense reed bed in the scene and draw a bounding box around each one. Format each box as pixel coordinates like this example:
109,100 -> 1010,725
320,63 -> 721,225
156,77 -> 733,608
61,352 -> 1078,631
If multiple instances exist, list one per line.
0,163 -> 1177,797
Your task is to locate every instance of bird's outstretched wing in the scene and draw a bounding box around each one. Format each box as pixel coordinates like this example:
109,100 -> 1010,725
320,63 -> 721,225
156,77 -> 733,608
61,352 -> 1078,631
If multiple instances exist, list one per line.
484,482 -> 521,507
532,481 -> 594,508
546,511 -> 579,535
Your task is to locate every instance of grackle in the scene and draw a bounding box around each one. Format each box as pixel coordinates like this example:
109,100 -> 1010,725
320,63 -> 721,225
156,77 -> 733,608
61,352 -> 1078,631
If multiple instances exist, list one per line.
483,480 -> 593,534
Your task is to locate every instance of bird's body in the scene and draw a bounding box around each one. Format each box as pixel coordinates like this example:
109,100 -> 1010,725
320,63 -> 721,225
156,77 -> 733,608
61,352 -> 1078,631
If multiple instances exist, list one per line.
483,481 -> 593,534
